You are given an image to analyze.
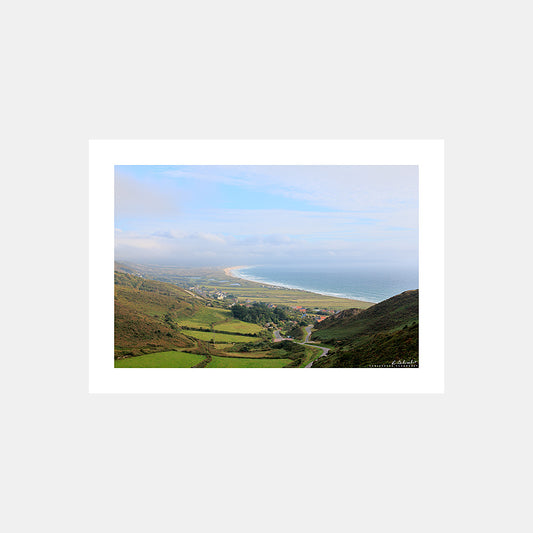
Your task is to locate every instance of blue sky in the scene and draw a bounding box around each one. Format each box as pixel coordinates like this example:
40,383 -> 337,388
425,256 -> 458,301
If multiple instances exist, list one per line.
115,165 -> 418,268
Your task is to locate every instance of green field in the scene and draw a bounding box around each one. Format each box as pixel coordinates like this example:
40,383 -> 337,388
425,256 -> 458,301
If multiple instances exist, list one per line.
212,343 -> 234,351
214,350 -> 281,359
207,281 -> 371,310
206,355 -> 293,368
211,319 -> 263,334
115,351 -> 205,368
177,306 -> 231,328
178,307 -> 264,335
183,330 -> 259,343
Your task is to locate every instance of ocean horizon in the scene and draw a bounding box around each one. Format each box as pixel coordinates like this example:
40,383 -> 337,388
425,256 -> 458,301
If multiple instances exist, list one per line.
230,265 -> 418,304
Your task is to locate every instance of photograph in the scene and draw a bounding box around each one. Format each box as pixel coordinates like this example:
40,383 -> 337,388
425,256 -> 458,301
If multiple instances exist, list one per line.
114,164 -> 419,369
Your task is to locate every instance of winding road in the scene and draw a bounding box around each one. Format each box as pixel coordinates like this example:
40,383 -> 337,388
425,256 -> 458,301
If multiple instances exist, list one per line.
273,329 -> 286,342
273,325 -> 330,367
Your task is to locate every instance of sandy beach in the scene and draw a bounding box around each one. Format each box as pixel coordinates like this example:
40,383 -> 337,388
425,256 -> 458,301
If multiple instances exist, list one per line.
223,265 -> 249,278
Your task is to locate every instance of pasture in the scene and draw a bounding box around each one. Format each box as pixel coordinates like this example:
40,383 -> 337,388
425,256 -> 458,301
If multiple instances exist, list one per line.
115,351 -> 206,368
183,330 -> 259,343
178,307 -> 264,334
212,319 -> 263,334
177,306 -> 230,328
206,355 -> 293,368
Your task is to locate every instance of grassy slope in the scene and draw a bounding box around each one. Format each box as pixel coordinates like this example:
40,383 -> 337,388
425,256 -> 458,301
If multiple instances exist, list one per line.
115,351 -> 206,368
213,319 -> 264,334
207,355 -> 293,368
312,290 -> 419,342
175,306 -> 228,328
178,307 -> 263,333
312,290 -> 419,368
115,273 -> 198,357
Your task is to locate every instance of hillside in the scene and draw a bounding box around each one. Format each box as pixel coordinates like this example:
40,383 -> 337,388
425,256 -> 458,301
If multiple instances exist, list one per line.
311,290 -> 418,368
114,272 -> 201,357
114,271 -> 280,366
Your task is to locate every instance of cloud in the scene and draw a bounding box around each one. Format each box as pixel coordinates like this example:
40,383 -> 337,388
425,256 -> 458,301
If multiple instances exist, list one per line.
115,169 -> 181,218
115,226 -> 417,268
114,165 -> 418,267
193,232 -> 226,244
159,165 -> 418,213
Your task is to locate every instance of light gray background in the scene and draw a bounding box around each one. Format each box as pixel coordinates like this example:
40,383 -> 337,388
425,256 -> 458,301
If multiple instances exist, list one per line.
2,1 -> 531,532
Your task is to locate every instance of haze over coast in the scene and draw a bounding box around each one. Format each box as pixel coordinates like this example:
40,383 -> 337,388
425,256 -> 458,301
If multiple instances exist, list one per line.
115,165 -> 419,271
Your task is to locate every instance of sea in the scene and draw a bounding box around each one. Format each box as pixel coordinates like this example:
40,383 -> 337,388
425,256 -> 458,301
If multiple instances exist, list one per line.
230,265 -> 418,304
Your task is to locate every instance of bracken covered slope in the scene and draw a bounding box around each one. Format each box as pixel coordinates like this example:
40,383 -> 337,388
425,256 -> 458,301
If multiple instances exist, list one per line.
114,272 -> 200,357
311,290 -> 418,368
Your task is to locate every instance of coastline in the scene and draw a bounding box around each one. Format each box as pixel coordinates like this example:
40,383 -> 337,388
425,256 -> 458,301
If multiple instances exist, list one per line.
223,265 -> 249,278
117,262 -> 374,310
223,265 -> 374,306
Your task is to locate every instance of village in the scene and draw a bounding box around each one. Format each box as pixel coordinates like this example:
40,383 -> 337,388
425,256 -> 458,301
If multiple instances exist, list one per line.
187,283 -> 333,324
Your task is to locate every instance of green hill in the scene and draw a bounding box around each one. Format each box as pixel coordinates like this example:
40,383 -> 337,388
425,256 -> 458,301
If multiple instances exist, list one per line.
114,272 -> 201,357
311,290 -> 418,368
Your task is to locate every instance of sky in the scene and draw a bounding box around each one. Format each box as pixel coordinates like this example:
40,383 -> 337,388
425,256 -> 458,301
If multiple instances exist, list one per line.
115,165 -> 418,269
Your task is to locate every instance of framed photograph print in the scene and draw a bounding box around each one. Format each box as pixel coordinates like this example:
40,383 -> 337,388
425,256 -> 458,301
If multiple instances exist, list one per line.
89,139 -> 444,393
